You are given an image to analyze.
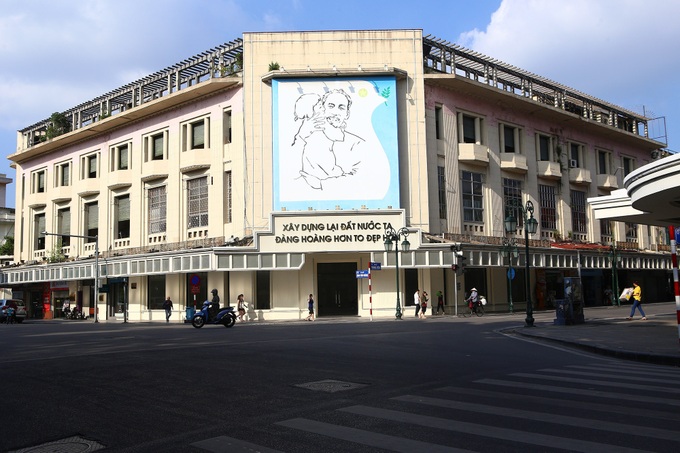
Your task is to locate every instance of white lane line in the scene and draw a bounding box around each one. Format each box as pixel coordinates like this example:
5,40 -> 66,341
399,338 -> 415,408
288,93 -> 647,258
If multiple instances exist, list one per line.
339,405 -> 655,453
276,418 -> 472,453
474,379 -> 680,407
393,394 -> 680,442
510,372 -> 680,394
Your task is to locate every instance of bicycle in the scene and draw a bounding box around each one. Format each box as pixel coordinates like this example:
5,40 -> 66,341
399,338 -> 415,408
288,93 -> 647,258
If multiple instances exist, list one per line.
461,297 -> 486,317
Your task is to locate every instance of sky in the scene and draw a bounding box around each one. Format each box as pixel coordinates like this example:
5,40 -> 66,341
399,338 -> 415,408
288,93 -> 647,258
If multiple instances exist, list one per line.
1,0 -> 678,209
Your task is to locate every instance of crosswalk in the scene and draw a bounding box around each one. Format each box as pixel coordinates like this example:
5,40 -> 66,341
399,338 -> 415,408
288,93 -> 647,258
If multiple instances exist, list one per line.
194,361 -> 680,452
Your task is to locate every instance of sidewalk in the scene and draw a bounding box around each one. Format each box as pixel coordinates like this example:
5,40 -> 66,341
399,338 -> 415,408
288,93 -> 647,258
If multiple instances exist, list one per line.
510,302 -> 680,367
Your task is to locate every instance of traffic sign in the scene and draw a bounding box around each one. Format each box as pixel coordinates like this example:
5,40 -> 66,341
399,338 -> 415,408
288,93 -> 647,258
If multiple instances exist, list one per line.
507,267 -> 516,280
356,270 -> 369,279
190,275 -> 200,286
191,285 -> 200,294
369,262 -> 381,270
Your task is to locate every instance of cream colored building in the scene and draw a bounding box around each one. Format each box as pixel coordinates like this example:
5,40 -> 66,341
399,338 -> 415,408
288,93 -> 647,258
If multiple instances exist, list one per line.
2,30 -> 673,322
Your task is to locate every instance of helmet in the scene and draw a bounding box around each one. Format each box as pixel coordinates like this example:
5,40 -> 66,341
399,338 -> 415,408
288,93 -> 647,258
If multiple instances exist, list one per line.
211,289 -> 218,294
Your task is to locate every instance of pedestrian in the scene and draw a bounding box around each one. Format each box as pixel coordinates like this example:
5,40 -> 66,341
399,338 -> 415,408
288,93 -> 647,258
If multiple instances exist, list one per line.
304,293 -> 315,321
236,294 -> 247,322
436,291 -> 445,315
414,289 -> 421,317
626,281 -> 646,320
420,291 -> 429,318
163,296 -> 173,323
5,305 -> 15,324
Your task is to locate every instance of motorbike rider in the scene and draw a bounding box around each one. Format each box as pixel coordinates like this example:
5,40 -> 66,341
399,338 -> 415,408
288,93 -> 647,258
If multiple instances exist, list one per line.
209,289 -> 220,320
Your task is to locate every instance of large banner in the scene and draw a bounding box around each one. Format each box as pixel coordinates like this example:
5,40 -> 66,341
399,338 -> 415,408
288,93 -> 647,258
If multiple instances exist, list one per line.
273,77 -> 399,211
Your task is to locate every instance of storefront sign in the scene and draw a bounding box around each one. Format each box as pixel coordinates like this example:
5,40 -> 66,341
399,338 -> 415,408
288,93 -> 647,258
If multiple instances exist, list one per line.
257,211 -> 418,253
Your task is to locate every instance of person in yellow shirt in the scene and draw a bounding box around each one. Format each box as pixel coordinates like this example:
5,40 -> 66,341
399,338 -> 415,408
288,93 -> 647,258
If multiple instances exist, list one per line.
626,281 -> 646,320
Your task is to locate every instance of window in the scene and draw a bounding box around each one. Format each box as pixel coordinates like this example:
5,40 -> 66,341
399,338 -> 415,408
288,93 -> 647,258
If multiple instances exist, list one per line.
187,177 -> 208,228
225,171 -> 233,224
458,112 -> 483,144
223,109 -> 232,144
625,222 -> 638,241
256,270 -> 271,310
182,117 -> 209,151
84,202 -> 98,240
597,149 -> 611,175
570,190 -> 587,234
114,195 -> 130,239
55,161 -> 71,187
148,274 -> 166,310
435,105 -> 443,140
622,156 -> 635,177
144,130 -> 168,161
538,184 -> 557,230
148,186 -> 167,234
81,153 -> 99,179
600,219 -> 612,242
501,124 -> 520,153
569,142 -> 584,168
461,171 -> 483,222
437,165 -> 446,219
57,208 -> 71,247
537,134 -> 553,161
110,142 -> 130,171
34,213 -> 46,250
503,178 -> 523,228
31,169 -> 46,193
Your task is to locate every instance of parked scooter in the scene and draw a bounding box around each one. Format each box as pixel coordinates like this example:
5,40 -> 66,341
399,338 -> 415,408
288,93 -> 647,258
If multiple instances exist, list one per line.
192,300 -> 236,328
63,306 -> 88,320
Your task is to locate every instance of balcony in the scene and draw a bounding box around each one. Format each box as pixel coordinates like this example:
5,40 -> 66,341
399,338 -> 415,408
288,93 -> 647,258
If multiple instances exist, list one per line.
568,167 -> 592,185
458,143 -> 489,166
537,161 -> 562,180
597,174 -> 619,190
500,153 -> 528,173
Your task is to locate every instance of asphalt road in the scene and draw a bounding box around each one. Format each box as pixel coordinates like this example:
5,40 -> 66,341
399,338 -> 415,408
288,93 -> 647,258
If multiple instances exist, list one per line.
2,313 -> 679,452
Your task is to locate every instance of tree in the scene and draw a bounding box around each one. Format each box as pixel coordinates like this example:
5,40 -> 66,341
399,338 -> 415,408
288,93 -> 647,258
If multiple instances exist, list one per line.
45,112 -> 71,139
0,236 -> 14,256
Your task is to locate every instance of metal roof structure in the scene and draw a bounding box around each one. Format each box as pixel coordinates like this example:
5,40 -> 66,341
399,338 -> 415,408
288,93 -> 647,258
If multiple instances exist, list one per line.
17,32 -> 666,150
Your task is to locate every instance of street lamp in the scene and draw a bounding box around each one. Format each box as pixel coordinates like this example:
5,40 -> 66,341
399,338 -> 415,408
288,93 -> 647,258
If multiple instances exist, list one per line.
383,225 -> 411,320
501,238 -> 518,314
504,200 -> 538,327
42,231 -> 99,323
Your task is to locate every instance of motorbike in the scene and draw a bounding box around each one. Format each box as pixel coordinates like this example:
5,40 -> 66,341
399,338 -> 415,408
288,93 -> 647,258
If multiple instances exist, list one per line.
63,306 -> 88,320
191,301 -> 236,328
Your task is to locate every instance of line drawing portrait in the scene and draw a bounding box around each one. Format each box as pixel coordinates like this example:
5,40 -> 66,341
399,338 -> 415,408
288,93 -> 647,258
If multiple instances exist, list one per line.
292,89 -> 363,189
273,77 -> 399,211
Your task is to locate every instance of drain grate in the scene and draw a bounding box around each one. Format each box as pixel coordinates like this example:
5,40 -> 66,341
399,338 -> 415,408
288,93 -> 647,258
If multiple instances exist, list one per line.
10,436 -> 105,453
295,379 -> 368,393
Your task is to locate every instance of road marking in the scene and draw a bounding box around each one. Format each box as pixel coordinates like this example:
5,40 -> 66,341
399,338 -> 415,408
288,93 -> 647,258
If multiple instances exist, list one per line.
474,379 -> 680,407
510,372 -> 680,394
276,418 -> 472,453
338,405 -> 656,453
192,435 -> 284,453
393,394 -> 680,442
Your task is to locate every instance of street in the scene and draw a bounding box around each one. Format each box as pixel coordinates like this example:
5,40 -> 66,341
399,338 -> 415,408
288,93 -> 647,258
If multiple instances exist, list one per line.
2,313 -> 679,452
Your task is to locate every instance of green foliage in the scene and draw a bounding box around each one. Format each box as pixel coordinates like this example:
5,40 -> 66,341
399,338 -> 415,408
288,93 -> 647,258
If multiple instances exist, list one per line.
0,236 -> 13,256
45,112 -> 71,139
268,61 -> 280,71
48,238 -> 67,263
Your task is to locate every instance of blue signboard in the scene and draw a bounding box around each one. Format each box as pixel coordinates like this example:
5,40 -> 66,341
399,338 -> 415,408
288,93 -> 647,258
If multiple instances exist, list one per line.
356,270 -> 369,279
369,262 -> 381,270
507,268 -> 516,280
676,227 -> 680,244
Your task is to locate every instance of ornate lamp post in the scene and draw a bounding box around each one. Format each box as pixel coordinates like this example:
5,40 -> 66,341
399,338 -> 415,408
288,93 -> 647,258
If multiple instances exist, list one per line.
501,238 -> 518,314
504,201 -> 538,327
383,226 -> 411,320
42,231 -> 99,323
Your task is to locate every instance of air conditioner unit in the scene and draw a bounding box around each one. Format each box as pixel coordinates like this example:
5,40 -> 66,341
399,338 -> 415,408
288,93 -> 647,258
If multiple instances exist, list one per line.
569,159 -> 578,168
651,150 -> 660,159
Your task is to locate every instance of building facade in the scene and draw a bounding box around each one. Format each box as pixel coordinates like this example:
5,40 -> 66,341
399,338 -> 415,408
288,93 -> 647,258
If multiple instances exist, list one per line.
2,30 -> 673,322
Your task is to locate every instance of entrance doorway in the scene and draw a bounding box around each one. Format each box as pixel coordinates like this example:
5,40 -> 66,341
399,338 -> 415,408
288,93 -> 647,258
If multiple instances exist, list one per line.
317,262 -> 358,316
